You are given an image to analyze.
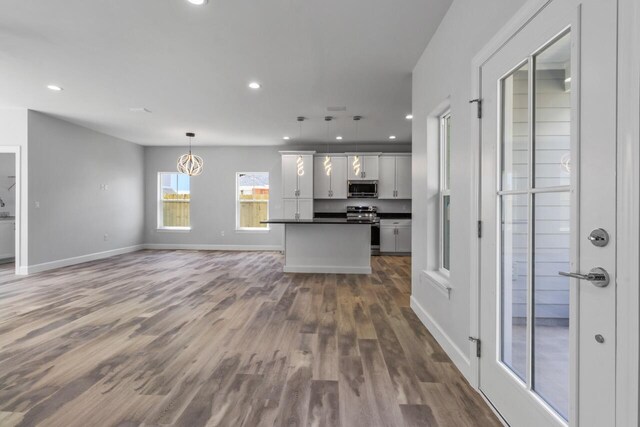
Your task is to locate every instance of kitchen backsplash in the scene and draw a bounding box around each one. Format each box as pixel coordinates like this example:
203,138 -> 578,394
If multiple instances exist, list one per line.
314,199 -> 411,213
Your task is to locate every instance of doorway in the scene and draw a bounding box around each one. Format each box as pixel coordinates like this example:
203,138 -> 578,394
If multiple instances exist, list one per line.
477,0 -> 617,426
0,147 -> 22,275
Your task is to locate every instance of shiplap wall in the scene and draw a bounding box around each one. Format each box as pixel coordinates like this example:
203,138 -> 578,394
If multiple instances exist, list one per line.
506,69 -> 571,322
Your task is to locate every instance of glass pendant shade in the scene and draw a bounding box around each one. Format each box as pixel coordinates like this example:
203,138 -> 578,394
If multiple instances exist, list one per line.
177,132 -> 204,176
324,155 -> 332,176
352,155 -> 361,176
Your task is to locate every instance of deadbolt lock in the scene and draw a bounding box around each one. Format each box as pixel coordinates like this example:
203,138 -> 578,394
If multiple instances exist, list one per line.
588,228 -> 609,247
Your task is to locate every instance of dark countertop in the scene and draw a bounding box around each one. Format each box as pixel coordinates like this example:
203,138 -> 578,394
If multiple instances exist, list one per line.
262,218 -> 376,225
314,212 -> 412,220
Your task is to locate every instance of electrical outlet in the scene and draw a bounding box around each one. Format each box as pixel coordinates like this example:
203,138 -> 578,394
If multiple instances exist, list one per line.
221,231 -> 225,236
104,184 -> 109,191
35,201 -> 40,208
103,233 -> 109,241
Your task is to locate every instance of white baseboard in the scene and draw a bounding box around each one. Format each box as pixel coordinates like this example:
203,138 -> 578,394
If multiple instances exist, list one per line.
22,244 -> 283,275
283,265 -> 372,274
26,245 -> 145,274
410,295 -> 471,379
142,243 -> 283,251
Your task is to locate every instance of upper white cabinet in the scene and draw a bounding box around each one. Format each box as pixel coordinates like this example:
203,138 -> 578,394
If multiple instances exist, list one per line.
347,155 -> 379,181
314,155 -> 347,199
282,152 -> 314,219
282,154 -> 314,199
378,155 -> 412,199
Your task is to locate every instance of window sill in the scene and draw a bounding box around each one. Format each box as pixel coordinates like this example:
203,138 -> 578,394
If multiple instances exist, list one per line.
235,228 -> 271,233
420,269 -> 452,299
157,227 -> 191,232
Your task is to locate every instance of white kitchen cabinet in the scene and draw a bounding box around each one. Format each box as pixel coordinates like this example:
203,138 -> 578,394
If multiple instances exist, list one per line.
395,156 -> 412,199
396,225 -> 412,252
283,199 -> 313,220
297,199 -> 313,219
0,221 -> 15,260
347,155 -> 379,181
378,156 -> 396,198
282,152 -> 314,220
380,219 -> 411,253
282,154 -> 314,199
313,155 -> 347,199
378,155 -> 412,199
380,227 -> 397,253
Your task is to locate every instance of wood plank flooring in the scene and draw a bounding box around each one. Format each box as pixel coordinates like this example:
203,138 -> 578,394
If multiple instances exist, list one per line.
0,251 -> 501,427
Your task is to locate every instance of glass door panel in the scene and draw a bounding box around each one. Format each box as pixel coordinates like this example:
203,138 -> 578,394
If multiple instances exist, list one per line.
500,193 -> 528,381
534,32 -> 572,189
501,63 -> 530,191
533,191 -> 571,419
498,30 -> 572,421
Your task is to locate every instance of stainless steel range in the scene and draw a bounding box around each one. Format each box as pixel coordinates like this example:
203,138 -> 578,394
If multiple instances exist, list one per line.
347,206 -> 380,254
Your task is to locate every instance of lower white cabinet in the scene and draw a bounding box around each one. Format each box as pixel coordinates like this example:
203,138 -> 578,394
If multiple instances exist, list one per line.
380,219 -> 411,253
283,199 -> 313,220
0,221 -> 15,259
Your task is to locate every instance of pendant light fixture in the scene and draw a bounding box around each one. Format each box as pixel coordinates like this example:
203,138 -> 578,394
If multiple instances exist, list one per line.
177,132 -> 204,176
324,116 -> 333,176
352,116 -> 362,177
294,117 -> 306,176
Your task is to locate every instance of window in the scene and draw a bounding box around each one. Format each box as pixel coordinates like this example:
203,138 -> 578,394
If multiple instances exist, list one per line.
440,111 -> 451,272
236,172 -> 269,230
158,172 -> 190,230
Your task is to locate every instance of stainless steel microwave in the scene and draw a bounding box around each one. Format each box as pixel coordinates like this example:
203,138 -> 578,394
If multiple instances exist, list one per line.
348,181 -> 378,198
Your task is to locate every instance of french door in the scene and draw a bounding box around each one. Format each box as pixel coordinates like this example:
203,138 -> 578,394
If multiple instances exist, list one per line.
479,0 -> 617,426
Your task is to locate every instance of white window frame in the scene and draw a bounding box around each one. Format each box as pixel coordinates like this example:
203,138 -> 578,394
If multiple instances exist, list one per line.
157,172 -> 191,231
235,172 -> 270,232
439,111 -> 451,276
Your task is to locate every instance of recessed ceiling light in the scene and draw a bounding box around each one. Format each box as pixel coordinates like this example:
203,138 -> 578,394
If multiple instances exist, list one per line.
283,136 -> 291,140
405,114 -> 413,120
336,136 -> 343,140
248,82 -> 261,89
187,0 -> 208,5
47,85 -> 63,91
389,135 -> 397,140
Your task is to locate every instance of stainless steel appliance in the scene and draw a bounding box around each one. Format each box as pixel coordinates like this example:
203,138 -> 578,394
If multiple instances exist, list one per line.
348,181 -> 378,198
347,205 -> 380,254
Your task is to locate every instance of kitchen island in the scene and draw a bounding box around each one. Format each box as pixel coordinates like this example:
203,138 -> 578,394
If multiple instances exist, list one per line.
262,218 -> 373,274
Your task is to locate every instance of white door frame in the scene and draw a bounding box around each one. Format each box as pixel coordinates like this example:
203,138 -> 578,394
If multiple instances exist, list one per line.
468,0 -> 640,426
0,146 -> 24,275
615,0 -> 640,425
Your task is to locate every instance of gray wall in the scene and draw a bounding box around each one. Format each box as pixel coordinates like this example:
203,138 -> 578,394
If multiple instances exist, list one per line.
144,143 -> 411,248
144,145 -> 284,248
27,111 -> 145,266
412,0 -> 528,359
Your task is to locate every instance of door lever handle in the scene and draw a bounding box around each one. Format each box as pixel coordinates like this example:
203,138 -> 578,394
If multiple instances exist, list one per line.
559,267 -> 609,287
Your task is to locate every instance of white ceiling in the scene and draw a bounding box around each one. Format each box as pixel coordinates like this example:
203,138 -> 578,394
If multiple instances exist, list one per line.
0,0 -> 452,146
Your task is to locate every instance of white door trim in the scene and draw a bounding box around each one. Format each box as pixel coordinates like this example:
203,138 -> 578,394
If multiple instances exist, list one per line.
469,0 -> 640,425
615,0 -> 640,425
469,0 -> 555,390
0,146 -> 25,275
